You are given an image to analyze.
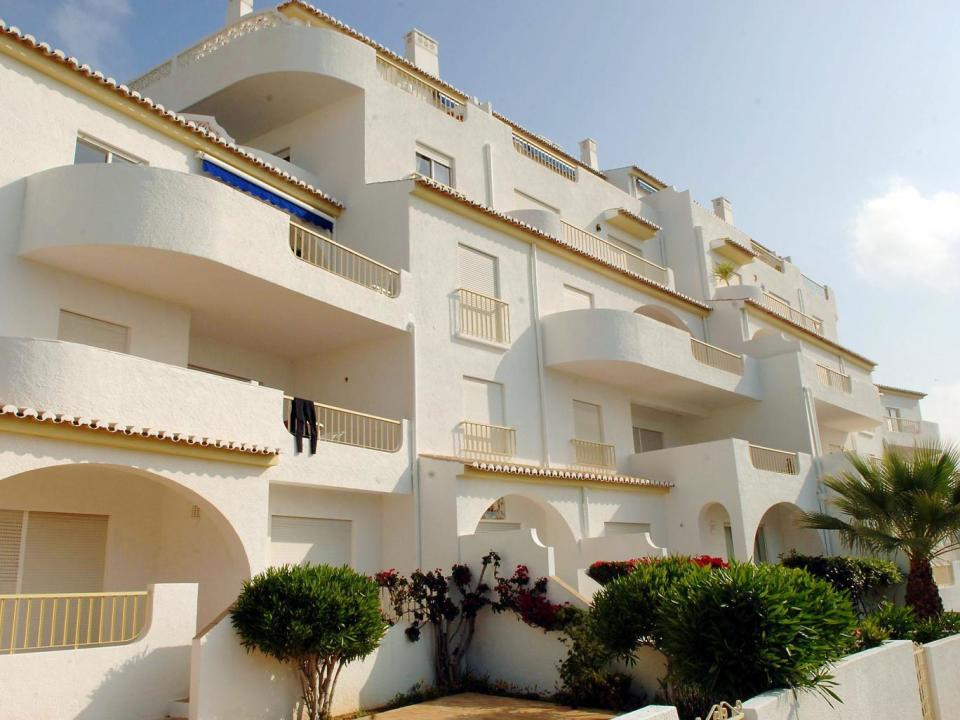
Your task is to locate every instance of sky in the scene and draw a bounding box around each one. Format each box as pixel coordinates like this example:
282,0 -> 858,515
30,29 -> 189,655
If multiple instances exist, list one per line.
3,0 -> 960,438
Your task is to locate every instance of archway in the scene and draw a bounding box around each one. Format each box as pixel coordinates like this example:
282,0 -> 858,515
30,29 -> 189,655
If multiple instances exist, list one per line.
0,463 -> 251,629
752,502 -> 825,563
635,304 -> 690,333
699,502 -> 737,561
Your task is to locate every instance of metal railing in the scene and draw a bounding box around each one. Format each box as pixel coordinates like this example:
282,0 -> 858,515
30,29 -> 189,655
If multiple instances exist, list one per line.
696,701 -> 744,720
748,444 -> 799,474
457,288 -> 511,344
283,396 -> 403,453
0,591 -> 147,654
560,221 -> 669,285
886,417 -> 922,434
802,273 -> 830,299
816,364 -> 852,393
761,292 -> 824,335
572,439 -> 617,470
459,421 -> 517,458
290,224 -> 400,298
376,57 -> 465,120
690,338 -> 744,375
512,135 -> 578,181
750,241 -> 784,272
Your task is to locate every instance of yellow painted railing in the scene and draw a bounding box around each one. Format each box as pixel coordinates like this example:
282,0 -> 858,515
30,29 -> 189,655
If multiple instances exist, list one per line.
459,421 -> 517,458
748,444 -> 799,474
560,221 -> 668,285
457,288 -> 511,344
761,292 -> 823,335
816,364 -> 852,393
750,241 -> 784,272
0,591 -> 147,654
290,224 -> 400,298
690,338 -> 744,375
283,396 -> 402,452
376,57 -> 465,120
572,439 -> 617,470
886,417 -> 922,434
512,135 -> 578,180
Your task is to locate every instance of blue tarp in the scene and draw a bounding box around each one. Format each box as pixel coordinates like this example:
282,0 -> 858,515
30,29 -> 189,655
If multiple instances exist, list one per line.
201,159 -> 334,231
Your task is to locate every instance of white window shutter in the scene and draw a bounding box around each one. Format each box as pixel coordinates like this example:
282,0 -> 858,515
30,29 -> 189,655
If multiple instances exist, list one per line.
21,512 -> 107,593
0,510 -> 24,594
270,516 -> 352,568
462,377 -> 505,426
562,285 -> 593,311
573,400 -> 603,443
58,310 -> 129,353
458,245 -> 499,297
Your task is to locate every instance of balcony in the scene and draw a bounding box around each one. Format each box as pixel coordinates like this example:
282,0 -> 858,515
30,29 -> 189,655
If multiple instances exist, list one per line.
750,241 -> 785,272
571,439 -> 617,470
761,292 -> 823,335
817,364 -> 852,394
541,309 -> 759,414
290,224 -> 400,297
560,221 -> 670,286
799,355 -> 883,433
882,416 -> 940,450
377,56 -> 465,120
886,417 -> 921,434
282,396 -> 402,453
458,421 -> 517,458
456,289 -> 511,345
512,135 -> 578,181
748,444 -> 799,474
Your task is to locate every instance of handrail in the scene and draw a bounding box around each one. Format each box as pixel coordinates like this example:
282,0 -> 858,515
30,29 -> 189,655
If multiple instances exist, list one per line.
761,292 -> 824,335
816,364 -> 852,393
376,56 -> 465,120
571,438 -> 617,470
559,221 -> 669,285
748,443 -> 799,474
290,223 -> 400,297
512,135 -> 578,181
282,396 -> 403,452
459,421 -> 517,458
750,241 -> 784,272
802,272 -> 829,299
885,417 -> 922,434
457,288 -> 511,344
690,337 -> 744,375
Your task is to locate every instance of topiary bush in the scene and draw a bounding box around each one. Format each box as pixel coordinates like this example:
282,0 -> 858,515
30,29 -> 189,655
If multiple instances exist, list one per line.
587,555 -> 727,586
657,563 -> 856,707
231,564 -> 387,720
781,552 -> 902,615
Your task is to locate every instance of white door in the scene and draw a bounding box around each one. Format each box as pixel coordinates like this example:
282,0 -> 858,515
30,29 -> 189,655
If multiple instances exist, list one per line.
21,512 -> 107,593
270,516 -> 352,568
573,400 -> 603,443
462,377 -> 505,426
562,285 -> 594,311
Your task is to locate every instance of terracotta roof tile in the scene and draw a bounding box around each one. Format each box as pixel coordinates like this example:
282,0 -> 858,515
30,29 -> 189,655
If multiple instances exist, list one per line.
876,384 -> 927,399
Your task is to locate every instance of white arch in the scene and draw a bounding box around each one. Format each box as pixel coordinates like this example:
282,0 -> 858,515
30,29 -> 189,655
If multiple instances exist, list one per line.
752,501 -> 825,562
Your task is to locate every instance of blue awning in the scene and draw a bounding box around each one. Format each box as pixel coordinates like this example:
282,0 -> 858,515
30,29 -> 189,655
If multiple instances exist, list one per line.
201,159 -> 334,231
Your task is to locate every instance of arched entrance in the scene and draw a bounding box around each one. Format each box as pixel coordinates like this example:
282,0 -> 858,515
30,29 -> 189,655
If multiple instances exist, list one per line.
699,502 -> 736,561
752,502 -> 824,563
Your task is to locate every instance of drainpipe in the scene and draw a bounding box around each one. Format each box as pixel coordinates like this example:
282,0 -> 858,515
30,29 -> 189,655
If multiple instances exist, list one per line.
406,321 -> 423,568
482,143 -> 495,207
803,386 -> 833,554
529,245 -> 550,467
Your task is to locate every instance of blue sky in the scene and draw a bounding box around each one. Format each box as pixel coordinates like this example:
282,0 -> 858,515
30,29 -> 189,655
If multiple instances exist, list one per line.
4,1 -> 960,436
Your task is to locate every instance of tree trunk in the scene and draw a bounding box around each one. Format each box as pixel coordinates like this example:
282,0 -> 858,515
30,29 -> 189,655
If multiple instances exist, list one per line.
906,556 -> 944,619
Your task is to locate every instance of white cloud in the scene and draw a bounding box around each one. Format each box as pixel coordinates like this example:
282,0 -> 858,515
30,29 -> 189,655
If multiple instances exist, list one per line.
853,180 -> 960,291
920,383 -> 960,447
51,0 -> 131,70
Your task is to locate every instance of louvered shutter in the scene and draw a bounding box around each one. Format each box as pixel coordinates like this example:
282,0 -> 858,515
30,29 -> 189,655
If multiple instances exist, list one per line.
58,310 -> 129,352
21,512 -> 107,593
462,377 -> 504,426
573,401 -> 603,443
270,516 -> 352,568
458,245 -> 499,297
0,510 -> 23,593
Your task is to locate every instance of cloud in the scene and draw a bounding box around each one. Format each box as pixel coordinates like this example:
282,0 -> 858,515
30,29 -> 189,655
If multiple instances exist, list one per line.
920,383 -> 960,446
50,0 -> 132,70
852,180 -> 960,291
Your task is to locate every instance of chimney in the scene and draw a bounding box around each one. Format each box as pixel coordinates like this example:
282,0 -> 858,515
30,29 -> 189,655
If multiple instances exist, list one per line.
712,196 -> 734,225
404,29 -> 440,77
579,138 -> 599,171
226,0 -> 254,25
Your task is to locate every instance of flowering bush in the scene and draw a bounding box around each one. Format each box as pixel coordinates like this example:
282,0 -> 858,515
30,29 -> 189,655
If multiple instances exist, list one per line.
587,555 -> 727,585
492,564 -> 570,631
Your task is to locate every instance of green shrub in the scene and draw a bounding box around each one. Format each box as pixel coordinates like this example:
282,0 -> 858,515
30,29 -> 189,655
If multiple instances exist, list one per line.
914,611 -> 960,644
862,601 -> 916,642
231,564 -> 387,720
781,552 -> 902,615
657,563 -> 856,704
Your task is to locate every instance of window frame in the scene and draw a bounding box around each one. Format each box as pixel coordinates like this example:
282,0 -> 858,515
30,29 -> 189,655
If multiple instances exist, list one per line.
415,148 -> 454,187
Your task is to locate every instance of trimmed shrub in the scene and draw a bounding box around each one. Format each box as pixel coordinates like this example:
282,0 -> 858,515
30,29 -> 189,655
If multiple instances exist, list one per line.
657,563 -> 856,704
231,564 -> 387,720
915,611 -> 960,644
858,602 -> 960,646
587,555 -> 727,586
781,552 -> 902,614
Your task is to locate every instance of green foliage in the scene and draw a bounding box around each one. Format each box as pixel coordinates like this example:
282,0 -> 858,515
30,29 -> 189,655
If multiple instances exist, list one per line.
231,564 -> 387,720
780,552 -> 902,615
915,611 -> 960,644
657,563 -> 857,704
712,261 -> 738,286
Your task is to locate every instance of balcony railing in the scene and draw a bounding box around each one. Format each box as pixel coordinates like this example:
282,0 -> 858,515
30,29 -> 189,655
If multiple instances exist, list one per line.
290,224 -> 400,298
886,417 -> 922,434
572,439 -> 617,470
690,338 -> 744,375
376,57 -> 465,120
283,396 -> 403,453
0,591 -> 147,654
459,421 -> 517,458
761,292 -> 823,335
802,273 -> 830,300
816,364 -> 852,394
457,288 -> 511,344
512,135 -> 578,181
748,444 -> 799,474
560,222 -> 669,286
750,241 -> 784,272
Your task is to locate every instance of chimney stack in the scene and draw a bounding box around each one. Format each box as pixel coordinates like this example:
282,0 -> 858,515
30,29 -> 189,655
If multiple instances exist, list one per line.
579,138 -> 599,171
712,196 -> 734,225
226,0 -> 254,25
404,29 -> 440,77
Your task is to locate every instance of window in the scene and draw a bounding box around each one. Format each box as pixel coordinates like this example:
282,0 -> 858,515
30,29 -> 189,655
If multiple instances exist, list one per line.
415,151 -> 452,186
562,285 -> 594,311
462,377 -> 505,426
58,310 -> 129,353
633,175 -> 657,196
753,525 -> 768,564
74,136 -> 140,165
632,427 -> 664,454
270,515 -> 351,567
573,400 -> 603,443
604,521 -> 651,536
723,524 -> 736,561
886,407 -> 902,419
458,244 -> 499,297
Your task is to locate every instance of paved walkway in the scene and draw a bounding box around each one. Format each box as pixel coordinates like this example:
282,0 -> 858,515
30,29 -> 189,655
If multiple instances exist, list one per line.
366,692 -> 616,720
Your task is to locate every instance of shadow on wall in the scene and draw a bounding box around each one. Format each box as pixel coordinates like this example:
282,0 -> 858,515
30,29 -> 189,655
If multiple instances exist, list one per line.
77,646 -> 190,720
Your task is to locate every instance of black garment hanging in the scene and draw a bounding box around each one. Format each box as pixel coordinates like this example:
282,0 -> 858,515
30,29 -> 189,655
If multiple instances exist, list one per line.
289,397 -> 319,454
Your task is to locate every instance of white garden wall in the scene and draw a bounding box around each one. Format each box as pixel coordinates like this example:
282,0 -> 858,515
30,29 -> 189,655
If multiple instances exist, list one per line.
921,632 -> 960,720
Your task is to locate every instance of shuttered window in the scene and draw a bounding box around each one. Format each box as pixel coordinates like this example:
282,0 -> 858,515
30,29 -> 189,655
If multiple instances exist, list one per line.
458,245 -> 499,298
0,510 -> 24,594
562,285 -> 594,311
462,377 -> 505,426
270,516 -> 352,568
633,428 -> 664,453
21,512 -> 107,593
58,310 -> 129,353
573,400 -> 603,443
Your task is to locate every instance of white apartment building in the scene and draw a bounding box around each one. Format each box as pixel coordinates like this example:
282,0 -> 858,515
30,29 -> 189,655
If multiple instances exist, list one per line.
0,2 -> 943,718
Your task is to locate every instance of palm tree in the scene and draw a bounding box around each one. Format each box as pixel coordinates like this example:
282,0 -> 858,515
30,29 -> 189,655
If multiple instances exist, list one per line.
712,262 -> 738,287
800,443 -> 960,618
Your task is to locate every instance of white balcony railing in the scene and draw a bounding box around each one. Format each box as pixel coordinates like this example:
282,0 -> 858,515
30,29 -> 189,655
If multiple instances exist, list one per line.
459,421 -> 517,458
748,444 -> 799,474
0,591 -> 148,654
750,241 -> 784,272
290,224 -> 400,297
457,288 -> 511,344
560,221 -> 669,285
761,292 -> 824,335
376,57 -> 465,120
512,135 -> 577,180
572,439 -> 617,470
283,396 -> 403,452
690,338 -> 744,375
816,364 -> 852,394
886,417 -> 922,434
